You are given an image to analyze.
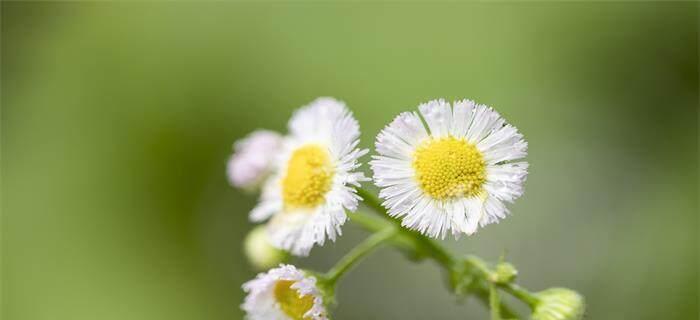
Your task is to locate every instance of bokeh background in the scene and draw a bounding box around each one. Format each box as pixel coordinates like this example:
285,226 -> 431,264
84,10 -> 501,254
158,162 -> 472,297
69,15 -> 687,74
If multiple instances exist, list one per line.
2,2 -> 698,319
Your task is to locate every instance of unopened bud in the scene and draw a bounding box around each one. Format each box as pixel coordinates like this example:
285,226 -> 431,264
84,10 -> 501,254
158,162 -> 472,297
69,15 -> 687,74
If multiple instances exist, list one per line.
531,288 -> 585,320
244,226 -> 287,270
493,262 -> 518,284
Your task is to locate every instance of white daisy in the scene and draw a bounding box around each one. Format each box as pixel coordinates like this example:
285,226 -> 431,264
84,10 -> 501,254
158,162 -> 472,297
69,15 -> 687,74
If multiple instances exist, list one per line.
228,130 -> 283,190
251,97 -> 368,256
370,99 -> 528,239
242,264 -> 327,320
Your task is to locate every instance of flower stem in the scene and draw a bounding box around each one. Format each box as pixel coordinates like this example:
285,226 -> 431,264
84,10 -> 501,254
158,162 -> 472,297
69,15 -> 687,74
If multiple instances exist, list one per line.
356,188 -> 454,268
348,212 -> 416,253
323,226 -> 397,285
489,283 -> 502,320
500,283 -> 540,308
474,286 -> 518,319
355,187 -> 540,318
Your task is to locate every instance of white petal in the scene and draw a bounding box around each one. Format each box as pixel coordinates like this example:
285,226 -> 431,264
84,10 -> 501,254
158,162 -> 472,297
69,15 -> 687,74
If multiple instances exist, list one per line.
418,99 -> 452,138
242,264 -> 327,320
254,97 -> 366,256
484,162 -> 529,202
373,98 -> 529,238
227,130 -> 283,189
466,104 -> 505,144
450,99 -> 477,138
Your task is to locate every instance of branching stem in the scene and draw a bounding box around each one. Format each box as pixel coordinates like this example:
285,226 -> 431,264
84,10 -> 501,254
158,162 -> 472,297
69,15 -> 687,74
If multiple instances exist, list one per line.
346,188 -> 541,318
323,226 -> 397,285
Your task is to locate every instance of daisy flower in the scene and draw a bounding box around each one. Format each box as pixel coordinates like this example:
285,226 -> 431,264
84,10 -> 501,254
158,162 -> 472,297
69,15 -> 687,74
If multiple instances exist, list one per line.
242,264 -> 327,320
370,99 -> 528,238
251,97 -> 368,256
228,130 -> 283,190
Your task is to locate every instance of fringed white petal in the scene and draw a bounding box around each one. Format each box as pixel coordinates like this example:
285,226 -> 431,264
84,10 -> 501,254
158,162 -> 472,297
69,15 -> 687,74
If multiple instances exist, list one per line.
227,130 -> 283,189
418,99 -> 452,138
250,97 -> 367,256
242,264 -> 327,320
375,111 -> 428,161
371,98 -> 528,238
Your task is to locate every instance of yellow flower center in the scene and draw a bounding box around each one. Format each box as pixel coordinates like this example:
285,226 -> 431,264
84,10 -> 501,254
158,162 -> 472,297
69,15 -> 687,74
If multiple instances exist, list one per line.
273,280 -> 315,320
412,136 -> 486,200
282,144 -> 334,209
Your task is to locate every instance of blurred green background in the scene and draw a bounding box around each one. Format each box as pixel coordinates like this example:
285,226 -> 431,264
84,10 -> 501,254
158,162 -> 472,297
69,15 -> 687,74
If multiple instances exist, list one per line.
2,2 -> 697,319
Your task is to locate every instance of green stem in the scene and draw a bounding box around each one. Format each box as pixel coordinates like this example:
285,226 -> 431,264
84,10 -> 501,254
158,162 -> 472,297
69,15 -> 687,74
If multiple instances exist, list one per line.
465,255 -> 493,277
355,188 -> 539,318
346,211 -> 388,232
500,283 -> 540,308
323,227 -> 397,285
464,255 -> 538,307
356,188 -> 454,268
474,285 -> 518,319
348,212 -> 416,253
489,283 -> 501,320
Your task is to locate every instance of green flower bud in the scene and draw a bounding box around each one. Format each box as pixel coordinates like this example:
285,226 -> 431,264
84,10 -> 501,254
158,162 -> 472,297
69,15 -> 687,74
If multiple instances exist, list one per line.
493,262 -> 518,284
244,226 -> 287,270
531,288 -> 585,320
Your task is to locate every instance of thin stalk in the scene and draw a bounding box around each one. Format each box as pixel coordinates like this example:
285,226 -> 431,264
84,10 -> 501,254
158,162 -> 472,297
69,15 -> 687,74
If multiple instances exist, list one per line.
356,187 -> 539,317
323,227 -> 397,285
473,285 -> 519,319
465,255 -> 539,308
348,211 -> 416,253
464,255 -> 493,277
489,283 -> 502,320
356,188 -> 454,268
500,283 -> 540,308
346,210 -> 388,232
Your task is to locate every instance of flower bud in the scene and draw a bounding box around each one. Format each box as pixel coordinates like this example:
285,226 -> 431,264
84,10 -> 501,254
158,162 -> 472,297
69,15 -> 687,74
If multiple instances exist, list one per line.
227,130 -> 282,190
531,288 -> 585,320
244,226 -> 287,270
493,262 -> 518,284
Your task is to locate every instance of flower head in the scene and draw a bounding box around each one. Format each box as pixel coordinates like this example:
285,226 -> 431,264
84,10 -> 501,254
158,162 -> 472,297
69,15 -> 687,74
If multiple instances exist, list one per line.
242,264 -> 327,320
251,98 -> 368,256
244,226 -> 288,270
370,99 -> 528,238
228,130 -> 283,190
531,288 -> 585,320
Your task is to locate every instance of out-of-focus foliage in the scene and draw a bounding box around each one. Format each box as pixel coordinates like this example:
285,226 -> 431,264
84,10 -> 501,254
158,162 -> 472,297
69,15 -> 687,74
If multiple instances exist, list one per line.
2,2 -> 697,320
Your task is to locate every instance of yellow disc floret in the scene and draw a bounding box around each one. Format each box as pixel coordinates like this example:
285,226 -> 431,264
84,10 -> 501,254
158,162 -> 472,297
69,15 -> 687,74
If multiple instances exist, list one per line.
413,136 -> 486,200
282,144 -> 334,209
273,280 -> 315,320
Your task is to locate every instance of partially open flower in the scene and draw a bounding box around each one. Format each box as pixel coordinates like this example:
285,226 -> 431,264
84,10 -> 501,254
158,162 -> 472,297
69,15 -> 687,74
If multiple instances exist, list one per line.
244,226 -> 288,270
227,130 -> 283,190
251,98 -> 368,256
242,264 -> 327,320
370,99 -> 528,238
531,288 -> 585,320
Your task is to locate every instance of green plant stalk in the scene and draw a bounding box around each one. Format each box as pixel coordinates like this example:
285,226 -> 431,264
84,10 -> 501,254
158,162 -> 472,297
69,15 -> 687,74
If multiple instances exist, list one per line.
500,283 -> 540,308
474,286 -> 518,319
323,226 -> 397,285
348,212 -> 417,255
464,255 -> 539,307
489,283 -> 502,320
345,211 -> 519,318
356,188 -> 454,267
355,188 -> 536,318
